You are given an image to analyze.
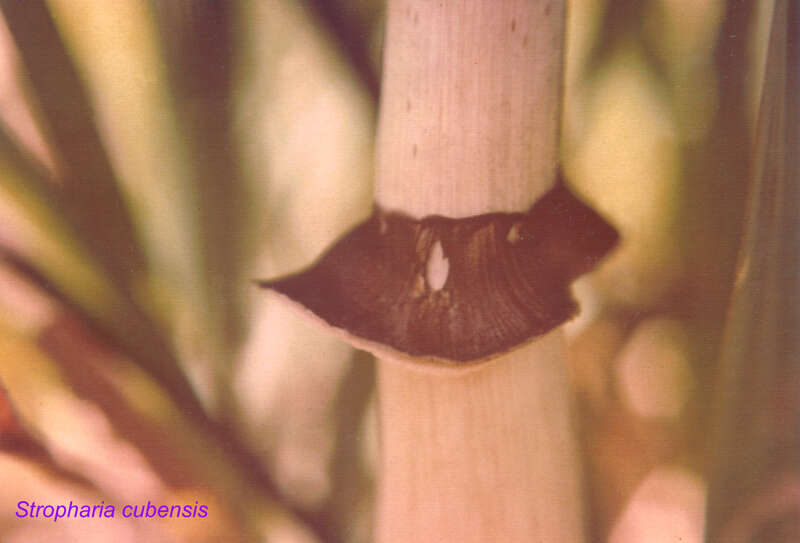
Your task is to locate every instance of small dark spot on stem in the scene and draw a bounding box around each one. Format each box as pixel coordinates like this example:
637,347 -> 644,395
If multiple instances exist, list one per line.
406,99 -> 411,111
413,11 -> 418,24
412,143 -> 418,158
523,35 -> 529,47
511,19 -> 516,32
545,2 -> 552,16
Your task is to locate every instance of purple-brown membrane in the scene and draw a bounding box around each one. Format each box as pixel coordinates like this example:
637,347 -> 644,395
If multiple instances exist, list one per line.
259,178 -> 618,363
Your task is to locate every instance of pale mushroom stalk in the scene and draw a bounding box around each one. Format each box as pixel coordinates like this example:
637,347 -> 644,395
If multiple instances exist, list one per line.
261,1 -> 617,541
375,2 -> 581,541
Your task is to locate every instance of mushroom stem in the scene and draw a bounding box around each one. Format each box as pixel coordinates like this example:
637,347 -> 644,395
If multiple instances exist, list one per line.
373,1 -> 584,541
375,0 -> 564,218
260,1 -> 603,539
377,331 -> 585,542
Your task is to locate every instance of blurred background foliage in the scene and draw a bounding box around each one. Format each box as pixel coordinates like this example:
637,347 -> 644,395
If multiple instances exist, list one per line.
0,0 -> 784,541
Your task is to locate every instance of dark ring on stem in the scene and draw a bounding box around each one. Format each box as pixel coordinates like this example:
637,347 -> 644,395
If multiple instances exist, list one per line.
259,173 -> 619,364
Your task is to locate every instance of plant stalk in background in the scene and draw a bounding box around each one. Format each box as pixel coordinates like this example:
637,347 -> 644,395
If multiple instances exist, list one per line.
706,1 -> 800,541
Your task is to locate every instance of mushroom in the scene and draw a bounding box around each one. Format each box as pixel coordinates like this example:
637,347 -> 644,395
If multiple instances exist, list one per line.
260,1 -> 617,541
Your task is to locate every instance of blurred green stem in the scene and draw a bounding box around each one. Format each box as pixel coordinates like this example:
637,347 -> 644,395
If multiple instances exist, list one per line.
0,0 -> 145,286
303,0 -> 381,102
706,1 -> 800,541
149,0 -> 247,425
